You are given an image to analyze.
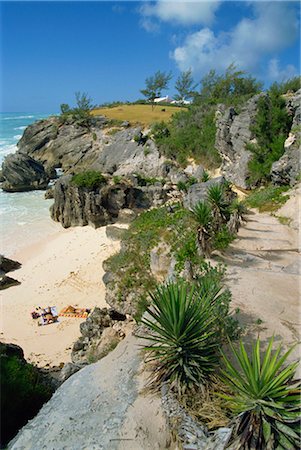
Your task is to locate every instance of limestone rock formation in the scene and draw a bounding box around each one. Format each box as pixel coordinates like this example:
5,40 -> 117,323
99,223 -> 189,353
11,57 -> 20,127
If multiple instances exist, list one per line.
71,307 -> 127,365
1,153 -> 50,192
91,129 -> 167,177
17,116 -> 108,173
50,175 -> 171,228
271,89 -> 301,186
215,94 -> 267,188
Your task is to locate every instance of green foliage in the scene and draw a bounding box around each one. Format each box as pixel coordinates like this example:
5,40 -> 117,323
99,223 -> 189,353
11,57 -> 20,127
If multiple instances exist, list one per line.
221,337 -> 301,449
196,263 -> 241,340
270,76 -> 301,95
244,185 -> 290,212
112,175 -> 122,184
105,205 -> 196,315
152,105 -> 220,168
71,171 -> 106,189
59,92 -> 94,128
174,69 -> 198,103
1,354 -> 53,447
141,280 -> 220,390
191,201 -> 212,227
140,70 -> 172,105
134,173 -> 162,186
201,170 -> 210,182
247,88 -> 293,185
212,226 -> 235,250
196,64 -> 262,106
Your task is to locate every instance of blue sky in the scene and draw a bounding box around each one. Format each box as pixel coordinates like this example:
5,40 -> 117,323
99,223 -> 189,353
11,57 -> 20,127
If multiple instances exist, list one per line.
1,1 -> 300,112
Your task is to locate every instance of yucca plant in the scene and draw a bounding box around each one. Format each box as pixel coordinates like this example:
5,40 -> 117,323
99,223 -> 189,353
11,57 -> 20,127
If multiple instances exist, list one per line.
220,337 -> 301,449
141,280 -> 220,391
207,184 -> 228,227
191,201 -> 213,257
227,199 -> 247,234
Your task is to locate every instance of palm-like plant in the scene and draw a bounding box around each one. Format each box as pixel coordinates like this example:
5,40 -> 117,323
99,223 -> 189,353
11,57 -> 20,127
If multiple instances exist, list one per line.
227,199 -> 248,234
141,281 -> 220,390
221,337 -> 301,450
191,201 -> 213,257
207,184 -> 228,227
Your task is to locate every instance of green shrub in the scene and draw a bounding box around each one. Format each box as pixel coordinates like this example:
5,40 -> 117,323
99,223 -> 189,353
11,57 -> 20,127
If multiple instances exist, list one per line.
112,175 -> 122,184
141,280 -> 220,390
152,106 -> 220,168
244,185 -> 290,212
221,337 -> 301,449
1,354 -> 53,447
247,88 -> 293,185
213,226 -> 235,251
71,171 -> 106,189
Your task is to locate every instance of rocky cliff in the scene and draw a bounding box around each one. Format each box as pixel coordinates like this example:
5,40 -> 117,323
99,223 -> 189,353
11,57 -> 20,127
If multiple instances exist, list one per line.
1,116 -> 168,192
215,94 -> 266,188
50,175 -> 173,228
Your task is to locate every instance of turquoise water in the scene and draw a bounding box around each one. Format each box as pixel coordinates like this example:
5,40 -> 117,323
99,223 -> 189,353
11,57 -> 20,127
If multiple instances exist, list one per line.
0,113 -> 61,257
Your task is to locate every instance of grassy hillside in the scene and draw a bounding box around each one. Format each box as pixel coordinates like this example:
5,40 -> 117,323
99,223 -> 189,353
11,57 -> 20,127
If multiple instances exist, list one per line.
91,104 -> 185,127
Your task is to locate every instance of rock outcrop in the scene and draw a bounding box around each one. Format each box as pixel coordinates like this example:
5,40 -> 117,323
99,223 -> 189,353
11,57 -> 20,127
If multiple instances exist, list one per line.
91,128 -> 167,177
0,255 -> 21,290
1,153 -> 50,192
271,89 -> 301,186
71,307 -> 127,365
0,255 -> 21,274
215,94 -> 266,188
50,175 -> 172,228
17,116 -> 107,173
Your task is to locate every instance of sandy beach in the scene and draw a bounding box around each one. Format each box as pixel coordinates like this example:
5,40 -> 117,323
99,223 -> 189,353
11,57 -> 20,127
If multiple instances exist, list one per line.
0,225 -> 121,367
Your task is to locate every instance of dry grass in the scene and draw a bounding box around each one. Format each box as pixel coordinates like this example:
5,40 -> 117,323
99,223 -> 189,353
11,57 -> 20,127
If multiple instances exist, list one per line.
178,377 -> 232,430
91,104 -> 185,127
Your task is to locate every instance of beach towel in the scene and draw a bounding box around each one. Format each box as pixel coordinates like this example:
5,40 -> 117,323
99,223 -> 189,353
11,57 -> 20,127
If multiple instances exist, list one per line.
31,306 -> 59,326
59,305 -> 90,318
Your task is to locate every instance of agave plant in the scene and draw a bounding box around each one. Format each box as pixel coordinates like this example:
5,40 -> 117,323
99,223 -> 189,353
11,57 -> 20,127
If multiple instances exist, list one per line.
207,183 -> 229,228
191,201 -> 213,257
141,280 -> 220,390
221,337 -> 301,449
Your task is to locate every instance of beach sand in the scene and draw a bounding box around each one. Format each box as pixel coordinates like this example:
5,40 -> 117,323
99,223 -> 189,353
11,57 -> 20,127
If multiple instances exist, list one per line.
0,225 -> 122,367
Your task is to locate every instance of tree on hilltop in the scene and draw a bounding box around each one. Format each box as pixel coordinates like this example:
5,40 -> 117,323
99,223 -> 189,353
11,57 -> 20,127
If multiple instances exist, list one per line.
59,92 -> 95,128
174,69 -> 198,104
140,70 -> 172,109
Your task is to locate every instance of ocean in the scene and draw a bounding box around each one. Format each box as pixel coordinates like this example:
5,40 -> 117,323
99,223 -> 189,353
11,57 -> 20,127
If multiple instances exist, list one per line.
0,113 -> 61,257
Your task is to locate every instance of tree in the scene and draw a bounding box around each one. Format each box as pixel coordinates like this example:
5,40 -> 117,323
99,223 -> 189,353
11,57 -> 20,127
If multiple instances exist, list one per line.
60,103 -> 70,114
72,92 -> 94,128
197,64 -> 262,105
140,70 -> 172,109
174,69 -> 198,104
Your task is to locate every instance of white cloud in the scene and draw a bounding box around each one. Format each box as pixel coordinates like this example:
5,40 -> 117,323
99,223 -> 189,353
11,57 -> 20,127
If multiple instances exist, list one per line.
268,58 -> 298,81
140,1 -> 220,29
171,2 -> 299,80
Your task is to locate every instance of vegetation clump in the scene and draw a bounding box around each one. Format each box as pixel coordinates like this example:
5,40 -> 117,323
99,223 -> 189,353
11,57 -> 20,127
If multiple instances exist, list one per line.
1,351 -> 53,447
141,280 -> 220,390
221,338 -> 301,449
244,185 -> 290,212
71,171 -> 106,189
60,92 -> 95,128
247,83 -> 293,186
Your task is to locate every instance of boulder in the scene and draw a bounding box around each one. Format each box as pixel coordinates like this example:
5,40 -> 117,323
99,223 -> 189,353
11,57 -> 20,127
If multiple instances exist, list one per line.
0,275 -> 21,290
183,177 -> 227,209
71,307 -> 127,365
0,255 -> 21,274
105,225 -> 126,241
44,187 -> 54,199
1,153 -> 50,192
0,342 -> 24,359
150,242 -> 172,282
215,94 -> 267,188
59,363 -> 81,382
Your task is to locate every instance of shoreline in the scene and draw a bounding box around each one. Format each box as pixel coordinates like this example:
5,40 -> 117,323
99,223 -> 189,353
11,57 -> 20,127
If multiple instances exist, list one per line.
1,224 -> 122,367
